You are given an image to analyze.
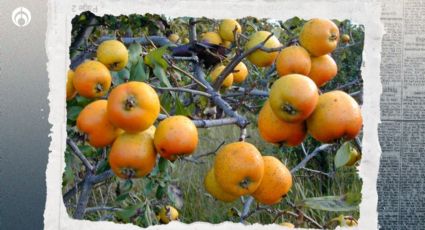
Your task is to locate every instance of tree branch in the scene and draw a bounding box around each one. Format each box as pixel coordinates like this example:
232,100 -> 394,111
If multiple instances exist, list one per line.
290,144 -> 333,174
151,85 -> 211,98
67,138 -> 94,172
240,196 -> 254,221
71,15 -> 98,50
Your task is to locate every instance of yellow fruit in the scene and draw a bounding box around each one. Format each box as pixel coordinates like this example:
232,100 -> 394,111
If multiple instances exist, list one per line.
252,156 -> 292,205
201,32 -> 222,45
210,65 -> 234,88
299,18 -> 340,56
280,222 -> 295,228
66,70 -> 77,100
73,60 -> 112,98
220,40 -> 232,48
214,142 -> 264,196
232,62 -> 248,83
96,40 -> 129,71
245,31 -> 281,67
182,37 -> 190,44
345,146 -> 361,166
275,46 -> 311,76
168,33 -> 180,43
158,206 -> 179,224
341,34 -> 350,43
218,19 -> 242,42
204,168 -> 239,202
269,74 -> 319,123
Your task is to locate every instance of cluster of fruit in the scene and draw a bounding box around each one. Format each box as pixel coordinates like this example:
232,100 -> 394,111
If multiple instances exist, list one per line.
205,142 -> 292,206
66,40 -> 200,179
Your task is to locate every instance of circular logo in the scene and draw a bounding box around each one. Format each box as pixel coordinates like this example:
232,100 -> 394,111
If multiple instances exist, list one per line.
12,7 -> 31,27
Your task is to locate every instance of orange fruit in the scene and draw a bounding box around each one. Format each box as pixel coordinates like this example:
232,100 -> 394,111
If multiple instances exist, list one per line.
269,74 -> 319,123
200,32 -> 222,45
232,62 -> 248,83
299,18 -> 339,56
218,19 -> 242,42
66,70 -> 77,100
204,168 -> 239,202
109,131 -> 157,179
214,142 -> 264,196
252,156 -> 292,205
76,100 -> 122,148
154,115 -> 198,160
308,54 -> 338,87
275,46 -> 311,76
73,60 -> 112,98
258,100 -> 306,146
107,81 -> 160,133
307,90 -> 363,143
96,40 -> 128,71
210,64 -> 234,88
341,34 -> 350,43
245,31 -> 281,67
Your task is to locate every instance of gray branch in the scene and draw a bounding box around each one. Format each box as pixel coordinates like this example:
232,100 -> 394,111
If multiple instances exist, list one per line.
290,144 -> 333,174
67,138 -> 94,172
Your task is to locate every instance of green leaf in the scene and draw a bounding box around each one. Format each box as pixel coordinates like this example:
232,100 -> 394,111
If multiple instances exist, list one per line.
122,179 -> 133,192
167,184 -> 184,209
67,106 -> 83,121
334,142 -> 353,168
111,68 -> 130,85
158,157 -> 169,173
144,46 -> 170,69
156,185 -> 166,199
128,42 -> 143,65
130,58 -> 148,82
296,193 -> 360,212
153,65 -> 172,88
144,179 -> 155,195
115,204 -> 140,222
115,192 -> 129,202
95,159 -> 110,174
75,96 -> 92,107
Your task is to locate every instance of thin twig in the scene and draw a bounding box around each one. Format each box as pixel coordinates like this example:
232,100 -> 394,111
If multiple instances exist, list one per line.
151,85 -> 211,98
291,144 -> 333,174
67,138 -> 94,172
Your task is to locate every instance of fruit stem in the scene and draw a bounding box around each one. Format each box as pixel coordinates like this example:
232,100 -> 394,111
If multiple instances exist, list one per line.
124,96 -> 137,110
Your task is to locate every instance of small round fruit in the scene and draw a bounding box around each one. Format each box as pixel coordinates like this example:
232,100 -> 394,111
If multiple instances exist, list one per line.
308,54 -> 338,87
307,90 -> 363,143
158,206 -> 179,224
66,70 -> 77,100
96,40 -> 129,71
154,115 -> 198,160
210,65 -> 234,88
341,34 -> 350,43
220,40 -> 232,48
280,222 -> 295,228
258,100 -> 306,146
276,46 -> 311,76
204,168 -> 239,202
73,60 -> 112,98
245,31 -> 281,67
107,81 -> 160,133
200,32 -> 222,45
218,19 -> 242,42
76,100 -> 122,147
168,33 -> 180,43
214,142 -> 264,196
182,37 -> 190,44
109,131 -> 157,179
299,18 -> 339,56
232,62 -> 248,83
252,156 -> 292,205
269,74 -> 319,123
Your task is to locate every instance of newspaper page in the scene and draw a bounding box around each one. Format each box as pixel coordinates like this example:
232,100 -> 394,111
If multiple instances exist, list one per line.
378,0 -> 425,229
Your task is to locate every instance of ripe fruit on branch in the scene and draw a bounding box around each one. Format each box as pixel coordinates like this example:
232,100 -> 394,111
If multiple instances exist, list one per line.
258,100 -> 306,146
76,100 -> 122,148
307,90 -> 363,143
218,19 -> 242,42
154,115 -> 198,161
107,81 -> 160,133
299,18 -> 340,56
308,54 -> 338,87
210,64 -> 234,88
66,70 -> 77,100
96,40 -> 129,71
158,206 -> 179,224
341,34 -> 350,43
200,32 -> 222,45
168,33 -> 180,43
275,46 -> 311,76
245,31 -> 281,67
204,168 -> 239,202
108,131 -> 157,179
252,156 -> 292,205
73,60 -> 112,98
214,142 -> 264,196
269,74 -> 319,123
232,62 -> 248,83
